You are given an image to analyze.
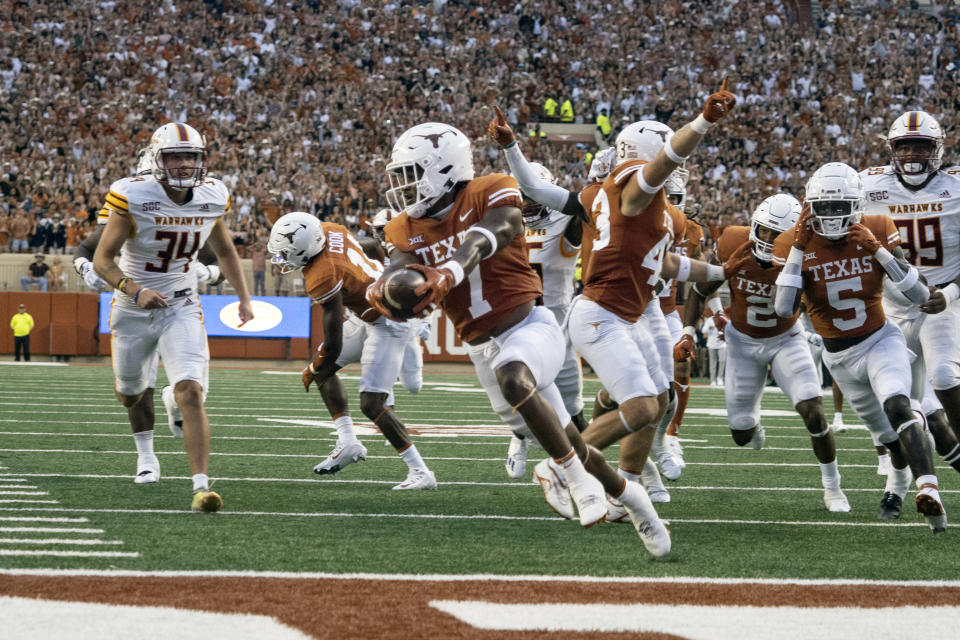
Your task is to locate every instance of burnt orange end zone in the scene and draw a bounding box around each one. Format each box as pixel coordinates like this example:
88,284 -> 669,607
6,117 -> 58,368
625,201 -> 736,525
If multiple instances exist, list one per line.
3,575 -> 960,639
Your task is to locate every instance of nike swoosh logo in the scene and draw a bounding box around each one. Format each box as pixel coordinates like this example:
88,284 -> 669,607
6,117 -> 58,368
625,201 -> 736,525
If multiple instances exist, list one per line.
459,208 -> 474,222
789,331 -> 800,337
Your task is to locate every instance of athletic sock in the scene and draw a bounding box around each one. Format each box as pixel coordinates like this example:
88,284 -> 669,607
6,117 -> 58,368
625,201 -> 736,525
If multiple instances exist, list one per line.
333,414 -> 357,444
819,459 -> 841,489
399,444 -> 426,470
133,430 -> 155,457
885,465 -> 912,498
617,467 -> 641,484
640,458 -> 666,492
832,411 -> 844,424
192,473 -> 210,492
554,448 -> 591,486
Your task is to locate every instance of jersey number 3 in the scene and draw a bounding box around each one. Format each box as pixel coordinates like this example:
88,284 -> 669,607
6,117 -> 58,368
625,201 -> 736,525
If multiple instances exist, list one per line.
146,230 -> 201,273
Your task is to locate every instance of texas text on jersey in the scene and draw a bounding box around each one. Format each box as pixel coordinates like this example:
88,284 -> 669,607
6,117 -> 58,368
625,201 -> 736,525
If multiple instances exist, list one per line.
773,214 -> 901,340
720,226 -> 798,338
582,160 -> 673,322
383,173 -> 540,343
861,164 -> 960,317
304,222 -> 384,322
101,175 -> 228,307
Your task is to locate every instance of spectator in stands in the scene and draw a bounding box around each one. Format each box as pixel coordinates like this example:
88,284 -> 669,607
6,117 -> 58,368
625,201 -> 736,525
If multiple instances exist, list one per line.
47,256 -> 66,292
20,255 -> 49,292
9,303 -> 34,362
8,211 -> 30,254
250,238 -> 267,297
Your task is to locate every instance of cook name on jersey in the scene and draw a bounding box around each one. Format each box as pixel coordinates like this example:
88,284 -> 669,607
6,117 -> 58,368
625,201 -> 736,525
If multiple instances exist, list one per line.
304,222 -> 383,322
383,173 -> 540,343
102,175 -> 227,307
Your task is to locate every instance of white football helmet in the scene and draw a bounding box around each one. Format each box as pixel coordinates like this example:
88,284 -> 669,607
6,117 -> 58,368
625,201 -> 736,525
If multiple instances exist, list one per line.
887,110 -> 944,186
385,123 -> 475,218
587,146 -> 617,182
805,163 -> 865,240
664,167 -> 690,212
519,162 -> 556,228
135,146 -> 155,176
267,212 -> 325,274
149,122 -> 207,189
615,121 -> 674,163
368,208 -> 397,246
750,193 -> 802,261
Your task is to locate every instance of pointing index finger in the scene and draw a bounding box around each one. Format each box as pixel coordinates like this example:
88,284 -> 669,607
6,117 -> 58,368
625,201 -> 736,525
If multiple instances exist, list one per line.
720,76 -> 728,92
493,104 -> 506,125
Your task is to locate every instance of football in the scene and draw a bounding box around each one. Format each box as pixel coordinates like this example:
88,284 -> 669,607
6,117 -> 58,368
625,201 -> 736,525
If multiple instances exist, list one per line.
381,268 -> 428,319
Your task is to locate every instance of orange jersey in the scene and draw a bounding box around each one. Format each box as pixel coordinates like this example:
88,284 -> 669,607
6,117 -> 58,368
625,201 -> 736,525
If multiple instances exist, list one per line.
383,174 -> 540,343
660,210 -> 703,315
582,161 -> 673,322
303,222 -> 383,322
719,226 -> 797,338
577,182 -> 603,276
773,215 -> 901,340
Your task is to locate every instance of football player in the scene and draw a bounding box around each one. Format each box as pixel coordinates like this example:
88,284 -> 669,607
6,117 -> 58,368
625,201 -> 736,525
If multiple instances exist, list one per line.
773,162 -> 945,532
93,122 -> 253,512
676,194 -> 850,512
503,161 -> 588,480
269,212 -> 435,490
862,111 -> 960,477
367,122 -> 673,556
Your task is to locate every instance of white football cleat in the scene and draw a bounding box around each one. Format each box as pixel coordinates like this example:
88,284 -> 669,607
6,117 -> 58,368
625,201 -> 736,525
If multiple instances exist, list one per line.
823,486 -> 851,513
640,459 -> 671,503
161,386 -> 183,438
532,459 -> 575,520
134,459 -> 160,484
830,413 -> 847,434
392,467 -> 437,490
505,434 -> 529,478
750,425 -> 766,451
620,484 -> 671,557
651,438 -> 682,480
916,485 -> 947,533
313,441 -> 367,475
665,435 -> 686,469
604,496 -> 630,523
567,472 -> 607,528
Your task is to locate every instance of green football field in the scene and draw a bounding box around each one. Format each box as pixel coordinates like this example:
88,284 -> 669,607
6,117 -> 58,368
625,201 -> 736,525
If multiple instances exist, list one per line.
0,361 -> 954,580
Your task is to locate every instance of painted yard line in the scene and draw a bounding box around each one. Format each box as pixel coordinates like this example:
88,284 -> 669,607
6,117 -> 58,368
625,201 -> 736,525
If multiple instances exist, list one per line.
0,537 -> 123,546
0,500 -> 59,504
0,362 -> 67,367
0,491 -> 48,496
0,517 -> 89,523
0,419 -> 508,430
1,567 -> 957,588
0,550 -> 137,558
0,506 -> 939,529
0,527 -> 104,534
0,485 -> 37,489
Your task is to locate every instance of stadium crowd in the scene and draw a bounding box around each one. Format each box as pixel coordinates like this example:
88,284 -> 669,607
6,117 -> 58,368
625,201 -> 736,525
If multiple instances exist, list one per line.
0,0 -> 958,259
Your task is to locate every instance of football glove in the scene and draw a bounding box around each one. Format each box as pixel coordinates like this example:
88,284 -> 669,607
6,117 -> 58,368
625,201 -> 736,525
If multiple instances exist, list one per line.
74,257 -> 108,290
702,77 -> 736,123
365,277 -> 404,322
408,263 -> 455,314
673,333 -> 696,361
848,223 -> 881,254
793,203 -> 815,249
722,240 -> 755,279
487,105 -> 516,149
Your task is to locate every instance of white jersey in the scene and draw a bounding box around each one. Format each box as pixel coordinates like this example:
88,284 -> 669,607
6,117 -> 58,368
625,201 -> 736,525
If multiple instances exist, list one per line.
862,165 -> 960,318
102,176 -> 228,307
524,209 -> 579,311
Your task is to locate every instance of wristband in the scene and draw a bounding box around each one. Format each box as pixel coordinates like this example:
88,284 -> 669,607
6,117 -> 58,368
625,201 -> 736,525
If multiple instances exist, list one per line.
682,325 -> 696,338
690,114 -> 714,135
465,226 -> 498,259
133,288 -> 142,305
439,260 -> 465,286
663,140 -> 688,164
117,277 -> 129,294
707,296 -> 723,314
636,168 -> 664,195
874,247 -> 896,268
941,283 -> 960,305
502,140 -> 517,150
895,266 -> 920,292
775,272 -> 803,289
706,264 -> 725,281
674,256 -> 691,282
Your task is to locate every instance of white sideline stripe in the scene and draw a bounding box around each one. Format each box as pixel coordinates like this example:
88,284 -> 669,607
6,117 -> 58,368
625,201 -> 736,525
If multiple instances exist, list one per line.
0,485 -> 38,489
0,550 -> 138,557
3,473 -> 958,494
0,499 -> 59,504
0,491 -> 48,496
429,601 -> 960,636
1,568 -> 958,588
0,362 -> 67,367
0,506 -> 940,529
0,527 -> 104,533
0,537 -> 123,545
0,517 -> 89,523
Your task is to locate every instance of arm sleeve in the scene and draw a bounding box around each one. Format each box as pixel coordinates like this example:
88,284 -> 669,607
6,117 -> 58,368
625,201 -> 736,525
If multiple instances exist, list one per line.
774,246 -> 804,317
503,144 -> 575,212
